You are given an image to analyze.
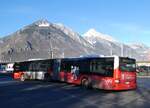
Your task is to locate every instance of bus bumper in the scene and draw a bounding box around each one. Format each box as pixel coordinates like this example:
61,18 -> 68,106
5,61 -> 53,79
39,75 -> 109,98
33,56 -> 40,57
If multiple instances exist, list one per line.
112,84 -> 137,90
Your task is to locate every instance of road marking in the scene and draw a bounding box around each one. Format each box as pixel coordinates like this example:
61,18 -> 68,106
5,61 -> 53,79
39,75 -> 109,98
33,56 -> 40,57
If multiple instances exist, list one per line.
0,80 -> 18,84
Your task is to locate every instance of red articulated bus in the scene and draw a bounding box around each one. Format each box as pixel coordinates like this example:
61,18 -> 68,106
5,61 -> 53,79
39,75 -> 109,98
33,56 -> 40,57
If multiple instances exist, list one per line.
13,56 -> 137,90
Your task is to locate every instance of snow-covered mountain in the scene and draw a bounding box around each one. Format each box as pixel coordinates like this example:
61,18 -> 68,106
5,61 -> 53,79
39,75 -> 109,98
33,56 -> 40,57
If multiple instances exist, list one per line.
128,43 -> 150,51
128,43 -> 150,60
83,29 -> 147,60
0,19 -> 149,62
0,19 -> 96,62
52,23 -> 93,49
83,29 -> 121,56
83,28 -> 117,44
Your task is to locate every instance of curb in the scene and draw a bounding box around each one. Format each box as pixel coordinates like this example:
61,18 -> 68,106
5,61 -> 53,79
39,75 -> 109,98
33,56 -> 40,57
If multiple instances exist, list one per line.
137,76 -> 150,78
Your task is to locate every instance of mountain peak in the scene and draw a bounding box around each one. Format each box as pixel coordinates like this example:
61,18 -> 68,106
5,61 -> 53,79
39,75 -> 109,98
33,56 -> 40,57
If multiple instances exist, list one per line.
34,19 -> 50,27
83,28 -> 117,42
87,28 -> 97,33
84,28 -> 99,37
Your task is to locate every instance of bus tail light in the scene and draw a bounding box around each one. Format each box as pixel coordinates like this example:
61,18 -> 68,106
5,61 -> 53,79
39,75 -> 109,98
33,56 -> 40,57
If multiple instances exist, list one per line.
114,79 -> 120,83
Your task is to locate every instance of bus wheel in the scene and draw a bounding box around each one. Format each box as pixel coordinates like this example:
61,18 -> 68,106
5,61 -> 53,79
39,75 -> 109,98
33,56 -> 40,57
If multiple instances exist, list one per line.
20,74 -> 25,82
81,78 -> 90,89
44,73 -> 51,82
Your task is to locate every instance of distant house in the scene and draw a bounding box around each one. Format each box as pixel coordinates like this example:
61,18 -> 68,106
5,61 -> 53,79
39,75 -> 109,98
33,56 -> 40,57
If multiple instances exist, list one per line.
136,61 -> 150,66
136,61 -> 150,76
0,63 -> 7,73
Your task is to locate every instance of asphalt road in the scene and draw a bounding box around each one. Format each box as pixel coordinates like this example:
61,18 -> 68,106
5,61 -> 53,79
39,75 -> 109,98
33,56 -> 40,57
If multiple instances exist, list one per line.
0,76 -> 150,108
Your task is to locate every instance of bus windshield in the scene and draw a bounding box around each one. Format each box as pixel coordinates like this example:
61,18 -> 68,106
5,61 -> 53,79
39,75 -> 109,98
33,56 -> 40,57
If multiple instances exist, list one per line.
119,58 -> 136,72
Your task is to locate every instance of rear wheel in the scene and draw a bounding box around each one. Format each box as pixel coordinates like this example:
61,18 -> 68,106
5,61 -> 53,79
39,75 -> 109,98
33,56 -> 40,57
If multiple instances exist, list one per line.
81,78 -> 90,89
44,73 -> 51,82
20,74 -> 25,82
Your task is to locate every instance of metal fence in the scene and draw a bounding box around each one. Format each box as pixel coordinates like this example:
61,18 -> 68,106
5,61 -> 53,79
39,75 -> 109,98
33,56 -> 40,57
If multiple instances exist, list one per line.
136,66 -> 150,76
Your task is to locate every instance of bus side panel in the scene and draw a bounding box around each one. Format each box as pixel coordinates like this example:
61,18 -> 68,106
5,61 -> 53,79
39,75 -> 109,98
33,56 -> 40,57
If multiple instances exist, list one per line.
60,71 -> 115,90
113,68 -> 121,81
66,72 -> 74,83
59,71 -> 66,82
58,71 -> 75,83
91,75 -> 114,90
59,72 -> 86,85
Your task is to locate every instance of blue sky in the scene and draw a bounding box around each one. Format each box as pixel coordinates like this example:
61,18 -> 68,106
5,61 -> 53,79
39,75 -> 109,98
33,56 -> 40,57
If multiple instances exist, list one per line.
0,0 -> 150,46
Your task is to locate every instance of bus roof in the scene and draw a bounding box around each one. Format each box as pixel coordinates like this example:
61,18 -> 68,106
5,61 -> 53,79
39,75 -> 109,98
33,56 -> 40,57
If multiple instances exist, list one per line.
3,56 -> 135,64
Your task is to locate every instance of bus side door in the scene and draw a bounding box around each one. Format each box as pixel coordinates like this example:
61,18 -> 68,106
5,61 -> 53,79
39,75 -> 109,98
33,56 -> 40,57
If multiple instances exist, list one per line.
52,59 -> 61,80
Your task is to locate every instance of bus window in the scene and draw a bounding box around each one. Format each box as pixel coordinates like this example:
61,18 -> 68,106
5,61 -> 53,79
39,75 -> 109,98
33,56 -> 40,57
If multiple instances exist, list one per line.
90,58 -> 114,77
78,60 -> 90,73
60,61 -> 71,72
29,62 -> 36,71
14,62 -> 29,72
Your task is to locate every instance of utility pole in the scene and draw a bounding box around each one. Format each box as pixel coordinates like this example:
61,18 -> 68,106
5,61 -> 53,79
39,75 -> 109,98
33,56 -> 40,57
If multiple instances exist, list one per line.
48,32 -> 53,59
110,43 -> 113,56
62,48 -> 65,58
121,44 -> 124,57
62,52 -> 64,58
108,43 -> 113,56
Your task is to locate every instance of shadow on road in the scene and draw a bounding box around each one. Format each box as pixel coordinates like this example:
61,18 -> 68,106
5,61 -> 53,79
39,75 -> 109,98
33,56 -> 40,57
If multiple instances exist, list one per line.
0,77 -> 150,108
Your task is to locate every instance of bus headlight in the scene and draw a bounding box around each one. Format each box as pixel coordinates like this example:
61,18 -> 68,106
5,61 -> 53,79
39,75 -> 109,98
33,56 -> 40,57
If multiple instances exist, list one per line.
115,79 -> 120,83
